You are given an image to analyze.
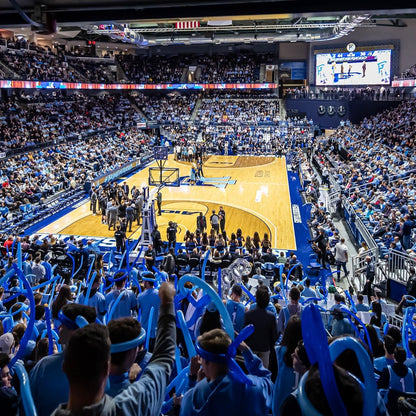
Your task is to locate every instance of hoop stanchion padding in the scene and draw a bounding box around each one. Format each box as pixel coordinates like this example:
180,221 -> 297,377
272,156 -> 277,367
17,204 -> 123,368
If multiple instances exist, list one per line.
177,275 -> 234,339
13,361 -> 38,416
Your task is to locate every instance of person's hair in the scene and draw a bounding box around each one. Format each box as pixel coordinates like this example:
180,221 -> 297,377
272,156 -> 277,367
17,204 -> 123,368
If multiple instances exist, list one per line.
199,310 -> 222,336
296,340 -> 311,369
281,316 -> 302,367
409,340 -> 416,357
305,278 -> 311,287
305,363 -> 363,415
231,285 -> 242,297
0,352 -> 10,370
384,335 -> 397,355
63,323 -> 110,389
255,286 -> 270,309
114,271 -> 127,289
357,294 -> 364,302
12,323 -> 26,347
34,293 -> 43,305
35,304 -> 45,321
51,284 -> 72,319
289,287 -> 301,302
394,347 -> 407,364
61,303 -> 97,324
83,274 -> 101,297
364,324 -> 382,359
331,335 -> 372,382
108,318 -> 142,366
386,325 -> 402,345
197,328 -> 231,355
35,338 -> 50,362
11,303 -> 23,322
370,302 -> 382,327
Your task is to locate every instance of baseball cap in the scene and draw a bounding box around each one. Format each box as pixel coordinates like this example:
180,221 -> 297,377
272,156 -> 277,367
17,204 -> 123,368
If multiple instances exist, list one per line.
0,333 -> 14,355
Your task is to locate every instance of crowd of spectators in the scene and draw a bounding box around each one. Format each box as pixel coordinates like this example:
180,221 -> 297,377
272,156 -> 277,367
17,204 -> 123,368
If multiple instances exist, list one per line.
137,93 -> 198,123
0,127 -> 156,226
117,55 -> 192,84
314,99 -> 416,260
0,93 -> 143,151
1,60 -> 416,415
284,86 -> 406,101
66,57 -> 115,83
398,63 -> 416,79
0,214 -> 406,416
0,46 -> 277,85
196,54 -> 271,83
0,49 -> 77,82
196,95 -> 280,125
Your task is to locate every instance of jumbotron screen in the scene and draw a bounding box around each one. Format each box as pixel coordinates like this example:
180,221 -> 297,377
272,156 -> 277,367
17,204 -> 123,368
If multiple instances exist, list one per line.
315,49 -> 391,86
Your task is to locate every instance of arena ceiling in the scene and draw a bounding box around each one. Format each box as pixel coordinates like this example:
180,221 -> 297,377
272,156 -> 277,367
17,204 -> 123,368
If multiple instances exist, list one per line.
0,0 -> 415,46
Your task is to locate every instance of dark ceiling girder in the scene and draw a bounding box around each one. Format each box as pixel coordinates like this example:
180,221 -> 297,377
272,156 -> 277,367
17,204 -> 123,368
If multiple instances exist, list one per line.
0,1 -> 415,26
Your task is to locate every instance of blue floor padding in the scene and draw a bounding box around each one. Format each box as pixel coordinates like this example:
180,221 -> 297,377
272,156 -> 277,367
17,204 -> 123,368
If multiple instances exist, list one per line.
24,196 -> 89,236
286,169 -> 314,266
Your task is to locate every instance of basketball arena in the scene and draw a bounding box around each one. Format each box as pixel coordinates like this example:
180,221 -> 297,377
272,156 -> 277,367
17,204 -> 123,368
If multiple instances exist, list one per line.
0,1 -> 415,415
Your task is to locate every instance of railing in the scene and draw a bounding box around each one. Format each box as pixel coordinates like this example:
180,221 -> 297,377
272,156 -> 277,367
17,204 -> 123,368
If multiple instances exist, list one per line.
344,199 -> 379,257
386,249 -> 416,285
389,313 -> 403,328
0,60 -> 19,79
351,247 -> 379,291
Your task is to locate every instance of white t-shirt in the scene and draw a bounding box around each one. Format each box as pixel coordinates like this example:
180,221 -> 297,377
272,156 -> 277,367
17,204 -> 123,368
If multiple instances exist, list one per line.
334,242 -> 348,262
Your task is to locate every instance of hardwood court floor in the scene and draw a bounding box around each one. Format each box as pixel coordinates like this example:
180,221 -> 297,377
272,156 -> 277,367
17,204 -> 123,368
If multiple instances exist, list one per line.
38,155 -> 296,250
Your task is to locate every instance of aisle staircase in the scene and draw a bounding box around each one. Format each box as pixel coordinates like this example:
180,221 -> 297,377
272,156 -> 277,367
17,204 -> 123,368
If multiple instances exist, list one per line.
279,98 -> 286,120
126,95 -> 147,120
190,98 -> 203,122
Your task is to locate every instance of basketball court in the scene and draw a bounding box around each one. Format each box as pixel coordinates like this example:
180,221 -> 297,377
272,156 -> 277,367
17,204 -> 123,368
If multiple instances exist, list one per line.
37,155 -> 296,251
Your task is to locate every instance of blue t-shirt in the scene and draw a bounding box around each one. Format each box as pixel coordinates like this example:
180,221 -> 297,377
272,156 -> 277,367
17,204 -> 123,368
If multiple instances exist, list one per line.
137,288 -> 161,339
30,352 -> 67,416
79,291 -> 106,321
226,299 -> 245,333
105,289 -> 137,321
374,356 -> 395,373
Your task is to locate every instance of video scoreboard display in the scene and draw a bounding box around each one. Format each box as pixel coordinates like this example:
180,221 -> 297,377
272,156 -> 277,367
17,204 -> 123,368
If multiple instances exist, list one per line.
315,49 -> 392,86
